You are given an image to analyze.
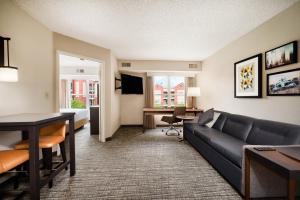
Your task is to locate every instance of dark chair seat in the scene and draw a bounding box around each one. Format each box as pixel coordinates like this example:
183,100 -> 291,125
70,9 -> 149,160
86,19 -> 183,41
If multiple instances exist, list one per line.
161,107 -> 186,136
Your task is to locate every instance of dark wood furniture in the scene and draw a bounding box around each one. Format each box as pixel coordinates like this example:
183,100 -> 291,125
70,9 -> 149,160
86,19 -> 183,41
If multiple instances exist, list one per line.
0,113 -> 75,200
176,115 -> 196,142
245,147 -> 300,200
90,106 -> 99,135
143,108 -> 203,132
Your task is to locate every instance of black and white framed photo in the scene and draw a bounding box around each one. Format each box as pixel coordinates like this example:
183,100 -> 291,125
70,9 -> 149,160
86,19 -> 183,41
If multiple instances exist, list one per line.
267,68 -> 300,96
234,54 -> 262,98
265,41 -> 298,70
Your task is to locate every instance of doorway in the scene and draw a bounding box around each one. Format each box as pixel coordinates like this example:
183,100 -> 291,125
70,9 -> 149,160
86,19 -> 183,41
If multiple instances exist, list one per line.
57,52 -> 105,142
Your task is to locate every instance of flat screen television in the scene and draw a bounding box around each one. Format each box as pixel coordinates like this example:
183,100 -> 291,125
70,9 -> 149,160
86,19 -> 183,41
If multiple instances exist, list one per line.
121,74 -> 143,94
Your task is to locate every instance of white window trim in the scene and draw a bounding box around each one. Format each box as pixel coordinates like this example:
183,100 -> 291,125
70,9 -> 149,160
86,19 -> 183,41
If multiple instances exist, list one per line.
154,76 -> 185,107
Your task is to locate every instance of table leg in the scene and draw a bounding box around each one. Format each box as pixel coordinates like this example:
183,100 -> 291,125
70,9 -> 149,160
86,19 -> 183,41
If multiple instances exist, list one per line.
287,179 -> 296,200
28,126 -> 40,200
245,150 -> 250,200
142,112 -> 145,133
22,130 -> 29,140
69,117 -> 76,176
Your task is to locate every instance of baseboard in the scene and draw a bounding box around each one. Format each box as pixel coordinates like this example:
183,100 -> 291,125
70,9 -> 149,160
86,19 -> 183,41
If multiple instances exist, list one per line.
121,124 -> 143,127
106,125 -> 122,141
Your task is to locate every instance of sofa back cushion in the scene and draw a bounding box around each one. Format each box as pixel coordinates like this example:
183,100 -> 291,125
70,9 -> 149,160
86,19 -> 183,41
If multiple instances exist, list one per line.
222,114 -> 254,141
212,112 -> 229,131
246,119 -> 300,145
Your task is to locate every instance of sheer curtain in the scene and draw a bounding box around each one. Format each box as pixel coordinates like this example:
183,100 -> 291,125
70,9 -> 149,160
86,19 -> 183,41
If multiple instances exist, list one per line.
144,76 -> 156,129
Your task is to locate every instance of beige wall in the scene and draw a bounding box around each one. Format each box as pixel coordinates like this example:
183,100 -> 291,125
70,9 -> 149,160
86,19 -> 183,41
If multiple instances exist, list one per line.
110,53 -> 121,134
0,0 -> 121,148
120,72 -> 146,125
53,33 -> 121,139
0,0 -> 54,149
196,2 -> 300,125
119,60 -> 200,125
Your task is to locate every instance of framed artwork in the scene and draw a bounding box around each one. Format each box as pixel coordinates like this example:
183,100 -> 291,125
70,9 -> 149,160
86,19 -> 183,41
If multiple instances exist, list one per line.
265,41 -> 298,70
234,54 -> 262,98
267,68 -> 300,96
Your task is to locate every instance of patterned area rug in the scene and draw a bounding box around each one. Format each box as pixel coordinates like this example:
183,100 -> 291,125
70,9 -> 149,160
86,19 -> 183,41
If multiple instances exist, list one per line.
24,126 -> 241,199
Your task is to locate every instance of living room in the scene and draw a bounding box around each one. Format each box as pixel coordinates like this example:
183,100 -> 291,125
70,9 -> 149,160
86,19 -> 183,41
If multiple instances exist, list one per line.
0,0 -> 300,199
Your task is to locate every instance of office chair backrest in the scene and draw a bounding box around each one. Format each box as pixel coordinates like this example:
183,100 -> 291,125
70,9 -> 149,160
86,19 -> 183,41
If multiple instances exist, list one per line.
174,107 -> 186,117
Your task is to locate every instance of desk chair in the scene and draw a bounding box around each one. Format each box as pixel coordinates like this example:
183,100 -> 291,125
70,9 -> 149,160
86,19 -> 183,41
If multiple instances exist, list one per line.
15,121 -> 67,188
161,107 -> 186,136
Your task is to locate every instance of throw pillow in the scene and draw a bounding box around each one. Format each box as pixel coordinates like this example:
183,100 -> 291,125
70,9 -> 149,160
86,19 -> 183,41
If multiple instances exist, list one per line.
206,112 -> 221,128
198,108 -> 214,126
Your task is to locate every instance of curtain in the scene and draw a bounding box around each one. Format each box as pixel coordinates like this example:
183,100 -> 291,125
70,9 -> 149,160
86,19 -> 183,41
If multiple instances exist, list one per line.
185,77 -> 195,108
60,79 -> 67,108
144,76 -> 156,129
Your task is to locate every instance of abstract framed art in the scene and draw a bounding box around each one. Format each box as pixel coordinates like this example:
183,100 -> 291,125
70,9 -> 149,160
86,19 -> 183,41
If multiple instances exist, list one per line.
265,41 -> 298,70
267,68 -> 300,96
234,54 -> 262,98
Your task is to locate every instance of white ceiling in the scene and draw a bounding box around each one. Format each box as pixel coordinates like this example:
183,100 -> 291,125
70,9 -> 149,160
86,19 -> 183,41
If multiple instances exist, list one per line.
14,0 -> 298,61
59,54 -> 100,79
59,54 -> 100,68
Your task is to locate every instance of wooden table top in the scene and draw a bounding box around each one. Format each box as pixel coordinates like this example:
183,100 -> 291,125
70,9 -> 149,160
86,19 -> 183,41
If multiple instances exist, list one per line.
246,147 -> 300,179
143,108 -> 203,112
176,115 -> 196,120
0,113 -> 74,127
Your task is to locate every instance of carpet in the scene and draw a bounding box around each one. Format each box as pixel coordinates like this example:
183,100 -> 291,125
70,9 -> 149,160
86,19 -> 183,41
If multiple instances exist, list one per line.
22,126 -> 241,199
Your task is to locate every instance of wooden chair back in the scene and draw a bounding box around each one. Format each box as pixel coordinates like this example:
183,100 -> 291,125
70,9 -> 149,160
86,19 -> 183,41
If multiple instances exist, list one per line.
39,121 -> 67,138
174,107 -> 186,117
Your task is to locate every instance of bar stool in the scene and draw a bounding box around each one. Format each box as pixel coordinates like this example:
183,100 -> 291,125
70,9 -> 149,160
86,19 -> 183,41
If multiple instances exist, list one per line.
15,121 -> 67,188
0,150 -> 29,196
0,150 -> 28,174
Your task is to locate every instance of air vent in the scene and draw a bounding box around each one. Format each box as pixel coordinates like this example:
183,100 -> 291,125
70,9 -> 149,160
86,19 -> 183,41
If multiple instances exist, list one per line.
121,62 -> 131,67
76,69 -> 85,73
189,64 -> 198,69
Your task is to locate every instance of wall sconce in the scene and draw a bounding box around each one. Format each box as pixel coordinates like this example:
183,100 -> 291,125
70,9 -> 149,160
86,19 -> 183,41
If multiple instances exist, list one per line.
0,36 -> 18,82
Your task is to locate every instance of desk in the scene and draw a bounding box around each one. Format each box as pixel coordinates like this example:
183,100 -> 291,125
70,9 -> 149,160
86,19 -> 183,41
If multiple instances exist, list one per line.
143,108 -> 203,131
176,115 -> 196,142
245,147 -> 300,200
0,113 -> 75,200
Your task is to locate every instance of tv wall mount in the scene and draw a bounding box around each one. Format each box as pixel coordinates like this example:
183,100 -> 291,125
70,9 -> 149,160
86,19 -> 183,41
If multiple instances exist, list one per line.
115,77 -> 121,90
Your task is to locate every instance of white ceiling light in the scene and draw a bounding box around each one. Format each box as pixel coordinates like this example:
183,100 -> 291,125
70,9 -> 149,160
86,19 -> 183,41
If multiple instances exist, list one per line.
0,37 -> 18,82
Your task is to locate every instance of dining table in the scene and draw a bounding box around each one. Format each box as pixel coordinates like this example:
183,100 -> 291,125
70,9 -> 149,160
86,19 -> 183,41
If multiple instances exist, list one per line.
0,113 -> 75,200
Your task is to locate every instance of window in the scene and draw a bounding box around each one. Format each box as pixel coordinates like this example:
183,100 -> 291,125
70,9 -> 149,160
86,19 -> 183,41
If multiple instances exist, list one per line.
153,76 -> 185,107
63,79 -> 100,109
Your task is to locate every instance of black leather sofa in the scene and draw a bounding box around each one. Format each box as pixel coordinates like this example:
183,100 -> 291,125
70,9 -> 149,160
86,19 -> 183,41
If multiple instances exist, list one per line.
183,111 -> 300,193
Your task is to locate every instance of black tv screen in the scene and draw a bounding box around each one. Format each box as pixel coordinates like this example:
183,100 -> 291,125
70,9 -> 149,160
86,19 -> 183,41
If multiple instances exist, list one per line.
121,74 -> 143,94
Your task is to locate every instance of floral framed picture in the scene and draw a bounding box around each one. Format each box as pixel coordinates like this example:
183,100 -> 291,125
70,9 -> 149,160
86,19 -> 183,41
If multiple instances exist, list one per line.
267,68 -> 300,96
234,54 -> 262,98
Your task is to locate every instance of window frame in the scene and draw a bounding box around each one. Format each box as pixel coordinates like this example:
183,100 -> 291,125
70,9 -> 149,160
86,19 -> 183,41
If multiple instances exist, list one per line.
153,76 -> 185,108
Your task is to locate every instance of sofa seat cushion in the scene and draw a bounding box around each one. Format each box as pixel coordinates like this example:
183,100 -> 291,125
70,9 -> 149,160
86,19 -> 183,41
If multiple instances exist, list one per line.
193,126 -> 222,144
210,134 -> 246,167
